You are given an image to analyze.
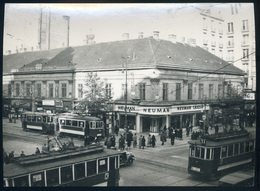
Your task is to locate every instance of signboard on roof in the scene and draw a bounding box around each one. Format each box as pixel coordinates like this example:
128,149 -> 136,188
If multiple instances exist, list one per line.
42,100 -> 55,106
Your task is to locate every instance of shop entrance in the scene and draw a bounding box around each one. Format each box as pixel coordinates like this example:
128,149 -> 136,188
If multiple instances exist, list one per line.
182,114 -> 193,126
142,117 -> 150,132
170,116 -> 181,129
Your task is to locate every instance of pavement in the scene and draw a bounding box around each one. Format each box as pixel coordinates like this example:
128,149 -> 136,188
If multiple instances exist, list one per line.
3,118 -> 256,172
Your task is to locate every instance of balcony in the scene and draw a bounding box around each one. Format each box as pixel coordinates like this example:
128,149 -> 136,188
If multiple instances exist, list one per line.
241,27 -> 249,33
226,42 -> 234,48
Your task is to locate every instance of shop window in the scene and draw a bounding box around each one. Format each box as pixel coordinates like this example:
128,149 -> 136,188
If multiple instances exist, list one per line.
31,171 -> 45,187
240,142 -> 245,154
75,163 -> 85,180
98,158 -> 108,173
72,121 -> 78,127
14,175 -> 29,187
221,146 -> 227,158
61,165 -> 73,184
66,120 -> 71,126
87,161 -> 97,176
228,145 -> 233,156
46,168 -> 59,186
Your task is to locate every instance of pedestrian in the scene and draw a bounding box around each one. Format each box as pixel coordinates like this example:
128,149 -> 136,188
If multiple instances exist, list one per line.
115,125 -> 119,136
215,124 -> 219,134
111,135 -> 116,148
186,125 -> 190,137
160,130 -> 166,145
179,128 -> 183,140
151,135 -> 156,148
35,147 -> 40,155
106,136 -> 112,149
42,143 -> 48,153
138,135 -> 142,149
175,128 -> 178,140
119,134 -> 125,150
9,151 -> 14,159
126,131 -> 133,150
147,134 -> 152,147
141,136 -> 146,149
189,123 -> 193,133
93,137 -> 100,145
3,150 -> 9,164
133,133 -> 137,148
171,131 -> 175,146
20,151 -> 25,157
205,125 -> 209,134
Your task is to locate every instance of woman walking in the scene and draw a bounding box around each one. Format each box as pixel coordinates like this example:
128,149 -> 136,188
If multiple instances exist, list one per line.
151,135 -> 156,148
141,136 -> 146,149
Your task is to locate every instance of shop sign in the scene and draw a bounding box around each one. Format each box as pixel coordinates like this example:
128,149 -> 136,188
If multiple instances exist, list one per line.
55,100 -> 63,107
244,93 -> 255,100
116,105 -> 136,112
139,107 -> 171,115
171,104 -> 209,113
42,100 -> 55,106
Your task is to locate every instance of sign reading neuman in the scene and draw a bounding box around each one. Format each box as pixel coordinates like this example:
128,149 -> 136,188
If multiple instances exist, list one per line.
117,105 -> 136,112
139,107 -> 171,115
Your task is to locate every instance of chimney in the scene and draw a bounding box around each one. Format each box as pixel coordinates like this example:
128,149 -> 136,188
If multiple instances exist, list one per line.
86,33 -> 95,45
138,32 -> 143,39
168,34 -> 177,43
122,33 -> 129,40
187,38 -> 196,47
180,37 -> 185,44
153,31 -> 159,40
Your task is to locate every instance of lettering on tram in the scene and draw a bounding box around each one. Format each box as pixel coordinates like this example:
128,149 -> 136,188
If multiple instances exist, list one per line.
188,129 -> 255,179
3,145 -> 121,187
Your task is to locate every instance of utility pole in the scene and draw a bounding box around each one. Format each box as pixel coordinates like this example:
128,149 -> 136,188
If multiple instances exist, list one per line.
122,56 -> 130,131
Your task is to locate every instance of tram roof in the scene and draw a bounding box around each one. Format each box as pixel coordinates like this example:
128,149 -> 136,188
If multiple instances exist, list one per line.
3,147 -> 121,178
188,132 -> 255,147
57,113 -> 101,121
22,111 -> 55,116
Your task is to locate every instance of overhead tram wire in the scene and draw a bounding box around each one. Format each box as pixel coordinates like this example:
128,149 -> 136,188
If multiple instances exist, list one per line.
150,51 -> 256,102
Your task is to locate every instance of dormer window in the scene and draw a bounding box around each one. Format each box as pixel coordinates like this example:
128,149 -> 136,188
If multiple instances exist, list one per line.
35,64 -> 43,70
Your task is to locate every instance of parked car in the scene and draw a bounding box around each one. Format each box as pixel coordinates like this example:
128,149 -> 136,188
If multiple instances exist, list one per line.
119,151 -> 135,166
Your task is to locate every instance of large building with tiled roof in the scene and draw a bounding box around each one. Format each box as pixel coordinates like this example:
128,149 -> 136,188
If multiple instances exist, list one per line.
3,34 -> 245,133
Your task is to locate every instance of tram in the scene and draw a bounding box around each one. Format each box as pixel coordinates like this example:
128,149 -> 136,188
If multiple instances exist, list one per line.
188,129 -> 255,178
3,145 -> 121,187
57,113 -> 105,140
21,112 -> 56,134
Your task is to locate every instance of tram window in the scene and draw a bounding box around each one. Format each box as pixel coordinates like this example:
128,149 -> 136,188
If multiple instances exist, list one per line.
214,148 -> 221,159
43,116 -> 47,123
27,116 -> 32,121
72,121 -> 78,127
60,119 -> 65,125
190,146 -> 195,156
201,148 -> 205,159
234,144 -> 239,155
228,145 -> 233,156
248,141 -> 254,152
115,156 -> 119,168
32,116 -> 36,122
98,158 -> 108,173
79,121 -> 84,127
195,147 -> 200,157
36,116 -> 42,122
110,157 -> 116,170
206,148 -> 211,159
66,120 -> 72,126
87,161 -> 97,176
240,142 -> 245,154
61,165 -> 73,184
48,117 -> 53,123
31,172 -> 45,187
91,121 -> 96,129
222,146 -> 227,158
74,163 -> 85,180
46,168 -> 59,186
14,175 -> 29,187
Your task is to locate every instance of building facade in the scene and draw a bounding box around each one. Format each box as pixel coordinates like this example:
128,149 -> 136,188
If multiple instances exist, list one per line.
3,35 -> 245,133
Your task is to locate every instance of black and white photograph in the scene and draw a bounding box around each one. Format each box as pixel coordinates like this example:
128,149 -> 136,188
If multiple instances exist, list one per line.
2,2 -> 257,187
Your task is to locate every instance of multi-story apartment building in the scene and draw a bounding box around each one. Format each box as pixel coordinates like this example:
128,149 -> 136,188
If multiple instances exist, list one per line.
3,32 -> 245,133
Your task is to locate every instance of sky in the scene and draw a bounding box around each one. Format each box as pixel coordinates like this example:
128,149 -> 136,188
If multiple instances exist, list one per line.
2,3 -> 248,54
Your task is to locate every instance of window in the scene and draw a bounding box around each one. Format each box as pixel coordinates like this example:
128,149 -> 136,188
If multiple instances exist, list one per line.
36,116 -> 42,122
62,83 -> 67,97
8,84 -> 12,97
240,142 -> 245,154
190,146 -> 195,156
242,34 -> 249,45
188,83 -> 192,100
221,146 -> 227,158
228,22 -> 234,33
219,49 -> 223,59
79,121 -> 84,127
199,84 -> 204,99
218,84 -> 223,98
227,36 -> 234,47
139,83 -> 146,100
36,84 -> 41,97
74,163 -> 85,180
106,83 -> 112,98
66,120 -> 71,126
87,160 -> 97,176
243,49 -> 249,59
234,143 -> 239,155
61,165 -> 73,183
72,121 -> 78,127
60,119 -> 65,125
209,84 -> 213,99
201,147 -> 205,159
242,20 -> 249,31
227,50 -> 234,61
163,83 -> 168,101
203,17 -> 207,30
78,84 -> 83,98
228,145 -> 233,156
31,171 -> 45,187
46,168 -> 59,186
32,116 -> 36,122
211,20 -> 215,32
176,83 -> 181,100
15,84 -> 20,96
195,147 -> 200,157
26,84 -> 31,97
14,175 -> 29,187
35,63 -> 43,70
206,148 -> 211,159
98,158 -> 108,173
49,84 -> 54,98
246,141 -> 254,152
